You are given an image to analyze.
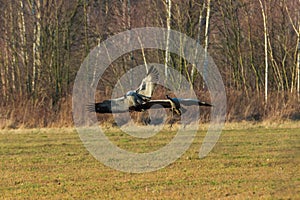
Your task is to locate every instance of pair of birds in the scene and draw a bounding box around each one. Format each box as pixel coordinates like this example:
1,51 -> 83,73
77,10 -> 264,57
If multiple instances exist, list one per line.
88,66 -> 212,116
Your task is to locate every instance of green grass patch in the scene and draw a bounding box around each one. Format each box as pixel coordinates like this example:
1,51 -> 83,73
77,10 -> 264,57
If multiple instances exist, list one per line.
0,125 -> 299,199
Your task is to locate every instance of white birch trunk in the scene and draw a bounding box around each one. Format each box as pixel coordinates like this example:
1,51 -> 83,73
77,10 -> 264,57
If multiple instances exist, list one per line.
32,0 -> 42,94
284,2 -> 300,96
165,0 -> 171,79
18,0 -> 28,68
137,36 -> 148,71
203,0 -> 211,87
259,0 -> 268,103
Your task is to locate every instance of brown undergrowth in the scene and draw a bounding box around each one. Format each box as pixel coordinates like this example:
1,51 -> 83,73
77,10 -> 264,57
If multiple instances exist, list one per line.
0,89 -> 299,129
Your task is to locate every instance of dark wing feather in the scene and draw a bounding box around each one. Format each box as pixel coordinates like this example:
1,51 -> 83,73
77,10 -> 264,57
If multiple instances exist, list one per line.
178,98 -> 212,107
133,99 -> 173,111
87,97 -> 129,113
132,98 -> 212,112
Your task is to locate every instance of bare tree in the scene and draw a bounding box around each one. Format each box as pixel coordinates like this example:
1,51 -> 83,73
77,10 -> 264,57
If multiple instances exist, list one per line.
296,41 -> 300,99
244,1 -> 260,92
259,0 -> 268,103
30,0 -> 42,95
83,0 -> 90,55
285,0 -> 300,97
18,0 -> 29,96
203,0 -> 211,88
165,0 -> 172,79
1,8 -> 9,100
191,1 -> 206,88
0,50 -> 5,100
0,0 -> 299,126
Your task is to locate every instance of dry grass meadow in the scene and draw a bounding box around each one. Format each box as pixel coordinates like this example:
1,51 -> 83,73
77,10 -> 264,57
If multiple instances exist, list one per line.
0,122 -> 299,199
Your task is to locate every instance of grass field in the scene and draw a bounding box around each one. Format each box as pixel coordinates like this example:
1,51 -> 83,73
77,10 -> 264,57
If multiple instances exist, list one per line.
0,123 -> 299,199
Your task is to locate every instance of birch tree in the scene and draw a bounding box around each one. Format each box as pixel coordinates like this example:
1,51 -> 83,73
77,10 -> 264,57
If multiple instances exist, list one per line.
9,1 -> 17,95
165,0 -> 171,79
31,0 -> 42,95
259,0 -> 268,103
18,0 -> 29,96
285,0 -> 300,97
203,0 -> 211,87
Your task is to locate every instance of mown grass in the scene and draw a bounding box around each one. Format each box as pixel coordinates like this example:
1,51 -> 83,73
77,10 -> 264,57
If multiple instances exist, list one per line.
0,123 -> 299,199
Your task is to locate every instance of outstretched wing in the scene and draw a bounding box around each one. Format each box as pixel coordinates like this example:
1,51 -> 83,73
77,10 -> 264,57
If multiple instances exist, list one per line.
134,99 -> 173,111
135,66 -> 159,100
87,97 -> 129,113
177,98 -> 212,107
88,97 -> 212,114
133,97 -> 212,114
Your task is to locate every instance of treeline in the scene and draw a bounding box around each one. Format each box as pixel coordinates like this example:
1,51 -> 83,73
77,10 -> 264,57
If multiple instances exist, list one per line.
0,0 -> 299,128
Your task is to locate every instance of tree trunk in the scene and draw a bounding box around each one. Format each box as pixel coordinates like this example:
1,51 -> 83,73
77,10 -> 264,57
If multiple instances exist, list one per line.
245,5 -> 260,92
32,0 -> 42,96
259,0 -> 268,103
0,49 -> 6,101
3,6 -> 10,101
83,0 -> 90,55
203,0 -> 211,87
191,1 -> 206,88
297,41 -> 300,99
284,1 -> 300,97
165,0 -> 171,79
18,0 -> 29,97
137,36 -> 148,71
9,1 -> 17,96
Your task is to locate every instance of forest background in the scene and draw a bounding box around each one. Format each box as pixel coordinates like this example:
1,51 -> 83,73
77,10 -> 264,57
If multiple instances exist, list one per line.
0,0 -> 299,128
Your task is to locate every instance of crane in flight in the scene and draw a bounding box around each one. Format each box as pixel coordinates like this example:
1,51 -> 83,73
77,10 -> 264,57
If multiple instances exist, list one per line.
87,66 -> 159,113
88,66 -> 212,116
